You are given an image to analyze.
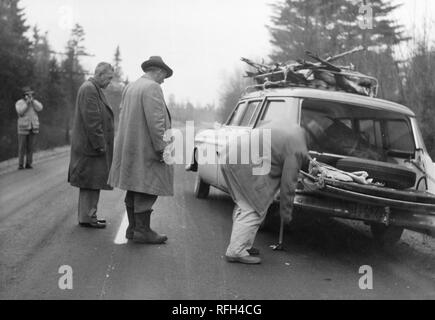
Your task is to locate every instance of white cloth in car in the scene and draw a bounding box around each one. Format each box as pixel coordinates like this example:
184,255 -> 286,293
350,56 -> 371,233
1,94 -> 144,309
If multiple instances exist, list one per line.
310,159 -> 373,185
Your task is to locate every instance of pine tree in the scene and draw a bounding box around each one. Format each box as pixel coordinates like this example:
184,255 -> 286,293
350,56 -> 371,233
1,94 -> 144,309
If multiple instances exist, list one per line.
30,28 -> 67,141
0,0 -> 33,110
113,45 -> 124,84
267,0 -> 408,101
403,42 -> 435,157
0,0 -> 34,160
268,0 -> 408,61
61,24 -> 88,143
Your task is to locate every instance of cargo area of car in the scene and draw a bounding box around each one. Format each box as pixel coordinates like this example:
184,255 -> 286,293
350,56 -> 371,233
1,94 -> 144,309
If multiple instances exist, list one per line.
301,99 -> 416,165
292,98 -> 435,238
299,98 -> 425,190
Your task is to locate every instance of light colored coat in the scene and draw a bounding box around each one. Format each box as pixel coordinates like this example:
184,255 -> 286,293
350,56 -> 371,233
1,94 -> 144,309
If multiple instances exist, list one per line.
68,78 -> 115,190
220,123 -> 309,221
15,99 -> 43,135
108,75 -> 174,196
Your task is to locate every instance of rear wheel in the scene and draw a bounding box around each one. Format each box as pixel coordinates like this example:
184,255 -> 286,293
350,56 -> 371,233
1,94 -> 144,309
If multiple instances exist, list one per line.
194,174 -> 210,199
370,223 -> 404,247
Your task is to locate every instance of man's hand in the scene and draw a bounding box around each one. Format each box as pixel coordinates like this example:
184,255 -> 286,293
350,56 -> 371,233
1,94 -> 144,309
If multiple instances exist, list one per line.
280,211 -> 292,225
156,150 -> 164,163
25,95 -> 33,104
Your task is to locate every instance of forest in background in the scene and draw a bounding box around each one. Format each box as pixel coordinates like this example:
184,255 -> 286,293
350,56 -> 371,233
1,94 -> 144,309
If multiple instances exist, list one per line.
2,0 -> 435,160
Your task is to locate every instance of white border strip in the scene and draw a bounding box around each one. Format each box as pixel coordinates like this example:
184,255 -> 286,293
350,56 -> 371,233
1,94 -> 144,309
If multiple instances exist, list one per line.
114,211 -> 129,245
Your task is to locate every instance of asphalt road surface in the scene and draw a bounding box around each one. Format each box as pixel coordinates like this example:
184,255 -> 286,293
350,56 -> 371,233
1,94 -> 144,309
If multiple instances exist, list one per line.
1,152 -> 434,300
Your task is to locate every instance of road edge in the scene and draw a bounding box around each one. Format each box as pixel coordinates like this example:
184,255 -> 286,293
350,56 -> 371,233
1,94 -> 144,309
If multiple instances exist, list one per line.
0,145 -> 70,176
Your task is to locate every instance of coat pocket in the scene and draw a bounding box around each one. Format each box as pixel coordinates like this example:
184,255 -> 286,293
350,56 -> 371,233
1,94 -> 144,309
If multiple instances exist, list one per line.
32,117 -> 40,129
18,117 -> 30,130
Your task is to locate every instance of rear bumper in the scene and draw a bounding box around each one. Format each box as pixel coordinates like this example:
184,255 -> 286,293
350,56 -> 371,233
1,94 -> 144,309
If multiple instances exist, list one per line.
292,191 -> 435,236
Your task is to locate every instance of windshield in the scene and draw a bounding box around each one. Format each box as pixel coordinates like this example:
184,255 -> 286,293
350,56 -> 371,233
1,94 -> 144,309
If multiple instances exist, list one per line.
301,99 -> 416,162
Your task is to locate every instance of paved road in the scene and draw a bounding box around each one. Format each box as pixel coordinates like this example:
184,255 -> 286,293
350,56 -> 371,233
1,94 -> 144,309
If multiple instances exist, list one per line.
1,153 -> 434,300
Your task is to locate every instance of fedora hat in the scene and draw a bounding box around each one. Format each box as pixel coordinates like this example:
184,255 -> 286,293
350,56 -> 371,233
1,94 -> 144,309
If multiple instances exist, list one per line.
22,86 -> 34,94
141,56 -> 173,78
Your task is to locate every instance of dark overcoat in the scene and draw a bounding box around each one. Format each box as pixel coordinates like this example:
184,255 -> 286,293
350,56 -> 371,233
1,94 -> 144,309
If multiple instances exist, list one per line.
68,78 -> 115,190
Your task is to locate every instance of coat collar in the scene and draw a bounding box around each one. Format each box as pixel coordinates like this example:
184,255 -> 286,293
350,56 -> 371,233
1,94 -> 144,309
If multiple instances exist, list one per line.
89,78 -> 113,114
141,75 -> 172,125
142,74 -> 156,82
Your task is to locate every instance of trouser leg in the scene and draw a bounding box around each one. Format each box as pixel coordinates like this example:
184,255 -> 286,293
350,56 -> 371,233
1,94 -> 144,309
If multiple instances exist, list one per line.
26,133 -> 35,166
78,189 -> 101,223
226,200 -> 266,258
18,134 -> 27,167
132,192 -> 158,214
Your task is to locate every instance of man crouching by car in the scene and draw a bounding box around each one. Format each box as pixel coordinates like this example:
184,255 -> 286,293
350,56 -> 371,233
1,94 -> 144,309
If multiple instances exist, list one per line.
221,121 -> 310,264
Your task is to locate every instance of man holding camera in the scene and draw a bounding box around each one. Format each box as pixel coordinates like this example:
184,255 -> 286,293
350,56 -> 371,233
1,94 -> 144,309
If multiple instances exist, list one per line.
15,87 -> 44,170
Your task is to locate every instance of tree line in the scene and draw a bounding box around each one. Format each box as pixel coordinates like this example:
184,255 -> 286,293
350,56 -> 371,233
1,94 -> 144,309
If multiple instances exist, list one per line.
219,0 -> 435,158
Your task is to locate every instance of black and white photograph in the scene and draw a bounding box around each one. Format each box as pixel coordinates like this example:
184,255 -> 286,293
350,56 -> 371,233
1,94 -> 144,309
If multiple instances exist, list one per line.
0,0 -> 435,304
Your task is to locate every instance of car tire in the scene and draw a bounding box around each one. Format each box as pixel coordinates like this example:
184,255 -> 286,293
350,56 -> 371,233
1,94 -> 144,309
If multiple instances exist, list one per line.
194,174 -> 210,199
336,158 -> 416,190
370,223 -> 404,247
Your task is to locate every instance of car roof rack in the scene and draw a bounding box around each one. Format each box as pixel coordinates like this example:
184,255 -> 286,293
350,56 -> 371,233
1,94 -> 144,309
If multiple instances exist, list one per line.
242,47 -> 379,98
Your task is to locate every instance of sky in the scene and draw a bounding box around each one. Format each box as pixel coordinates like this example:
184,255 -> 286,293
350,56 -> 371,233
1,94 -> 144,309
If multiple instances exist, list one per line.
19,0 -> 435,106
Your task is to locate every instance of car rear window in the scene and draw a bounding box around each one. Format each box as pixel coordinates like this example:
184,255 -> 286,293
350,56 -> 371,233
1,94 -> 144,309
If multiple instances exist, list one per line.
301,99 -> 416,161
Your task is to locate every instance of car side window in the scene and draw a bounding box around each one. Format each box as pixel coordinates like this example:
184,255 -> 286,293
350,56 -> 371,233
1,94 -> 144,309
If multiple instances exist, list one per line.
258,100 -> 293,125
227,102 -> 247,126
239,101 -> 261,127
359,119 -> 383,148
386,120 -> 415,152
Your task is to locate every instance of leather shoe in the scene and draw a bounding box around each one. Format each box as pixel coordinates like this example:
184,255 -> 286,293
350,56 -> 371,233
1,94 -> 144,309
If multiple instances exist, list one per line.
25,164 -> 33,169
225,255 -> 262,265
247,247 -> 260,256
79,221 -> 106,229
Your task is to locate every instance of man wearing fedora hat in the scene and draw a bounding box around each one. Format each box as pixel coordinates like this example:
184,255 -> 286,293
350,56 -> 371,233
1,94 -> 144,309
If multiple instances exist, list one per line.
15,86 -> 44,170
109,56 -> 174,244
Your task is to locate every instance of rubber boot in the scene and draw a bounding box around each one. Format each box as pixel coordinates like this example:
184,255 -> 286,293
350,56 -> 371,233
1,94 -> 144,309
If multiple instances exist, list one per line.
125,206 -> 135,240
133,210 -> 168,244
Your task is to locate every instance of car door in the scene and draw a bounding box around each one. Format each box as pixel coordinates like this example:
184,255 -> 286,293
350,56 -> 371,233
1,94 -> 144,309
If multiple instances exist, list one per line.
197,101 -> 249,187
216,99 -> 264,190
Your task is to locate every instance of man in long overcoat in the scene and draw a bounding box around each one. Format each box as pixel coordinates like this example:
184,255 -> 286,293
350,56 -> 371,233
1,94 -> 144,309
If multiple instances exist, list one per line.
68,62 -> 115,229
108,56 -> 173,244
221,122 -> 310,264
